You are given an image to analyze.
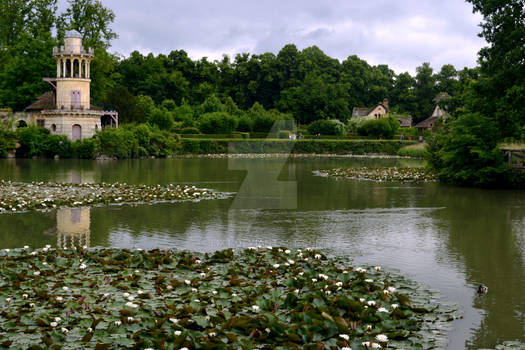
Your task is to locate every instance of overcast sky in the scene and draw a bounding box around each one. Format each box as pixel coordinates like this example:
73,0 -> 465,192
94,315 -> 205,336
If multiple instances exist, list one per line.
59,0 -> 487,74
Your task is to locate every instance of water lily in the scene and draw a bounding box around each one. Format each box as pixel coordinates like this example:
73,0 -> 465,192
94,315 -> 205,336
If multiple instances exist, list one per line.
314,254 -> 322,259
114,320 -> 122,326
391,303 -> 399,309
34,271 -> 41,276
377,307 -> 388,313
174,330 -> 182,336
125,301 -> 138,308
339,334 -> 350,341
284,249 -> 291,254
56,296 -> 63,302
365,279 -> 374,283
184,280 -> 191,285
273,264 -> 280,268
376,334 -> 388,342
367,300 -> 376,306
374,266 -> 381,271
387,286 -> 396,293
50,322 -> 58,327
362,341 -> 382,348
169,318 -> 178,323
252,305 -> 260,311
87,327 -> 93,332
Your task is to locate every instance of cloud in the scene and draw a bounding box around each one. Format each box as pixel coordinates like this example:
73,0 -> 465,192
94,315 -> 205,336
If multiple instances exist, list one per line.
58,0 -> 486,74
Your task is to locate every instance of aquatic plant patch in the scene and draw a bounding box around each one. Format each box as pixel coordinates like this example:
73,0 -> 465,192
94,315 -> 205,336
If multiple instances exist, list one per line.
0,181 -> 219,213
0,247 -> 459,349
318,167 -> 438,183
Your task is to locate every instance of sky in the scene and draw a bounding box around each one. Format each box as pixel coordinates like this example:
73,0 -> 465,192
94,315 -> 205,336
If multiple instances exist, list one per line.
59,0 -> 487,75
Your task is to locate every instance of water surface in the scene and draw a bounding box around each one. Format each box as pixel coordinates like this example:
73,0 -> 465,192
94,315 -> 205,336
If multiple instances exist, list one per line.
0,157 -> 524,349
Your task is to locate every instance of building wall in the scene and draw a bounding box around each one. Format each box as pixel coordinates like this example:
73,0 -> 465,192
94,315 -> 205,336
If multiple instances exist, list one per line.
43,112 -> 102,140
56,79 -> 91,110
367,106 -> 388,118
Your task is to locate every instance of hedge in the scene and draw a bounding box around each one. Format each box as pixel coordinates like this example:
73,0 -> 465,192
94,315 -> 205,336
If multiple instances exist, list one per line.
179,139 -> 417,155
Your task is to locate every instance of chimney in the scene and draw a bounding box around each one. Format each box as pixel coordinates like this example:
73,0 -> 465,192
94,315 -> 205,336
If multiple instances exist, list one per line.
383,98 -> 389,107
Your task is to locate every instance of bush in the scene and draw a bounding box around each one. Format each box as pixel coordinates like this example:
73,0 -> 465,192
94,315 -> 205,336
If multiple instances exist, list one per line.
198,112 -> 238,134
42,134 -> 72,158
307,119 -> 345,136
0,128 -> 16,157
147,108 -> 174,130
357,117 -> 396,139
15,125 -> 51,157
237,116 -> 254,132
72,138 -> 98,159
397,143 -> 428,157
95,127 -> 139,159
278,131 -> 290,139
181,127 -> 200,134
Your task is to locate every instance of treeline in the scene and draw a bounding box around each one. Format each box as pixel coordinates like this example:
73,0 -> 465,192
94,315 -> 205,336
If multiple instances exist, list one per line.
0,0 -> 477,127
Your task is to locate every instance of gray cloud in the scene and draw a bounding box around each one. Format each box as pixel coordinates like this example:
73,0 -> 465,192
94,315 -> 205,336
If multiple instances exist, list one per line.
59,0 -> 486,74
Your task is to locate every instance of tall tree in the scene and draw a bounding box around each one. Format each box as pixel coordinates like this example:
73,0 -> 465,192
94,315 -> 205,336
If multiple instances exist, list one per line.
413,62 -> 437,122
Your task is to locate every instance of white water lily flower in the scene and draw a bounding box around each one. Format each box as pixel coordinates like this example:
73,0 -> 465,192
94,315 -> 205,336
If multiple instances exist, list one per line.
42,247 -> 48,252
298,272 -> 304,276
4,249 -> 9,253
387,286 -> 396,293
45,244 -> 51,249
200,272 -> 206,277
137,290 -> 143,295
62,287 -> 68,291
311,278 -> 318,282
343,270 -> 349,274
23,246 -> 29,249
232,293 -> 238,297
61,327 -> 68,333
128,296 -> 135,301
5,298 -> 11,303
362,341 -> 382,348
391,304 -> 399,309
87,327 -> 93,332
79,263 -> 87,270
266,246 -> 273,250
167,285 -> 173,290
284,262 -> 290,267
273,264 -> 280,269
355,267 -> 366,273
342,348 -> 352,350
378,307 -> 389,313
31,251 -> 37,256
367,300 -> 376,306
50,322 -> 58,327
376,334 -> 388,342
29,303 -> 35,307
34,271 -> 41,276
339,334 -> 350,341
265,327 -> 271,333
195,259 -> 202,264
194,299 -> 200,303
169,318 -> 178,323
314,254 -> 322,259
56,296 -> 63,302
184,280 -> 191,285
54,317 -> 61,322
284,249 -> 291,254
359,298 -> 365,302
366,324 -> 373,331
123,292 -> 130,297
127,317 -> 133,322
191,288 -> 198,292
125,302 -> 138,308
115,320 -> 122,326
180,348 -> 189,350
374,266 -> 381,271
209,332 -> 216,337
134,270 -> 139,273
212,290 -> 217,295
252,305 -> 260,311
365,279 -> 374,283
174,330 -> 182,336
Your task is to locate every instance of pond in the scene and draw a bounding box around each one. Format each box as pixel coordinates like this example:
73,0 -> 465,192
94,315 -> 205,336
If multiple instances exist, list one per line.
0,157 -> 524,349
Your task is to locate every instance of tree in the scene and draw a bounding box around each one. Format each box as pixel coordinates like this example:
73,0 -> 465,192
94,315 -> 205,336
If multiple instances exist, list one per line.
56,0 -> 116,49
413,62 -> 437,122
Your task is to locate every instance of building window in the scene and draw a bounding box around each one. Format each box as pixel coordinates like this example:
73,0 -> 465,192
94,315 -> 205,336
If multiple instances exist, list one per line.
36,119 -> 45,127
51,124 -> 57,132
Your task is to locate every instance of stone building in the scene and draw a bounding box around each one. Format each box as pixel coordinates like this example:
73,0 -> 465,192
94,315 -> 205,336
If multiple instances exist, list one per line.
351,98 -> 412,128
415,93 -> 450,131
19,30 -> 118,140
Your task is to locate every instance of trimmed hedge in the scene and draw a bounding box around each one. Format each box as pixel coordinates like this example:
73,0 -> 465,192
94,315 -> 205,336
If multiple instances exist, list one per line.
180,132 -> 249,139
179,139 -> 417,155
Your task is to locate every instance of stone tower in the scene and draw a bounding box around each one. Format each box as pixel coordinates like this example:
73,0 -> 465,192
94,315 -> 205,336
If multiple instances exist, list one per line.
54,30 -> 93,111
21,30 -> 119,141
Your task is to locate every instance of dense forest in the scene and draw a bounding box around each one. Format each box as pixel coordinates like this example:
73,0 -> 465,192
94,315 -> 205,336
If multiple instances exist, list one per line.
0,0 -> 477,126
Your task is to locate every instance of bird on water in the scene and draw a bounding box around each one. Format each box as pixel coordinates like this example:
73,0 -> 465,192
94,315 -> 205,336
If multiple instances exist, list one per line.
478,285 -> 488,295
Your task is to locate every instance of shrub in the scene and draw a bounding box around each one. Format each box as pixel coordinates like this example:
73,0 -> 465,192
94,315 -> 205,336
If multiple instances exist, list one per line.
0,128 -> 16,157
278,130 -> 290,139
15,125 -> 50,157
398,143 -> 428,157
307,119 -> 345,136
42,134 -> 72,158
237,116 -> 254,132
198,112 -> 238,134
72,138 -> 98,159
147,108 -> 174,130
181,127 -> 200,134
357,118 -> 395,139
95,127 -> 139,159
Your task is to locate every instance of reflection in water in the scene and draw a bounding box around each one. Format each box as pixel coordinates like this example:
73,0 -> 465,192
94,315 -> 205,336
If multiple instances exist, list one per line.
0,158 -> 524,350
56,208 -> 91,248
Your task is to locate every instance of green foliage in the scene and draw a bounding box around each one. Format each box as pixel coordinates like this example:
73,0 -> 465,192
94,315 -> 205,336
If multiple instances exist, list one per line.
307,119 -> 345,136
147,107 -> 174,130
426,112 -> 507,187
71,138 -> 97,159
198,112 -> 238,134
357,117 -> 398,139
95,127 -> 139,158
15,125 -> 51,157
180,126 -> 200,135
0,127 -> 16,157
397,143 -> 428,158
42,134 -> 72,158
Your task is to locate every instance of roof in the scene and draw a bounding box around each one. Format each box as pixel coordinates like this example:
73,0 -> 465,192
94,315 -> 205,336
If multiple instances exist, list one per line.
395,115 -> 412,127
433,92 -> 451,103
352,107 -> 370,117
25,91 -> 55,111
414,116 -> 439,129
352,103 -> 390,118
65,30 -> 82,39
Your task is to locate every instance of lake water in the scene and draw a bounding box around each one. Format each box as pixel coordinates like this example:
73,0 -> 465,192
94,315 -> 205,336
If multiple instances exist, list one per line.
0,157 -> 524,349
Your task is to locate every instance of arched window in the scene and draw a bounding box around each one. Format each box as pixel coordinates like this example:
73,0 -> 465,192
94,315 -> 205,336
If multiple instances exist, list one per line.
16,120 -> 27,128
51,124 -> 57,132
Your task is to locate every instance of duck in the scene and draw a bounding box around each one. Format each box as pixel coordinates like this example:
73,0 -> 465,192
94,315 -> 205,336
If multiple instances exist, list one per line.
477,285 -> 488,295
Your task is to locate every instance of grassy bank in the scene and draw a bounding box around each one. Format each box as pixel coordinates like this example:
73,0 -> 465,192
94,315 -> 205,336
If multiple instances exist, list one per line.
180,139 -> 417,155
0,247 -> 458,349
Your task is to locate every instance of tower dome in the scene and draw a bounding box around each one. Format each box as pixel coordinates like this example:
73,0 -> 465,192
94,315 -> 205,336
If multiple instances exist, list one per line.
65,30 -> 82,39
